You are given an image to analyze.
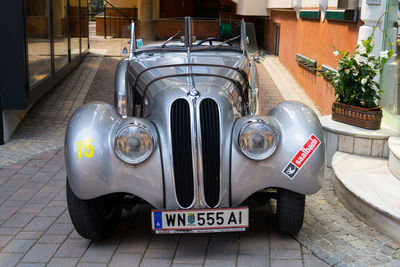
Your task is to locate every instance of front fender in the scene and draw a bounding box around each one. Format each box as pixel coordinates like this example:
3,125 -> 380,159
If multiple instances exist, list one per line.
65,102 -> 164,208
231,101 -> 325,205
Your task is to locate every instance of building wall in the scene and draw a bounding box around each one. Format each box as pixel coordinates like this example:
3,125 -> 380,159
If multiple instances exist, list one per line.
265,10 -> 363,114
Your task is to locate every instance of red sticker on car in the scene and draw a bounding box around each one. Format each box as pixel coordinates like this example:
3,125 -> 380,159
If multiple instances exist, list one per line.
282,134 -> 321,180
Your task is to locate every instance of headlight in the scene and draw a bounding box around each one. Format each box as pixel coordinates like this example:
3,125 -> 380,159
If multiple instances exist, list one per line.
238,119 -> 278,160
115,123 -> 154,164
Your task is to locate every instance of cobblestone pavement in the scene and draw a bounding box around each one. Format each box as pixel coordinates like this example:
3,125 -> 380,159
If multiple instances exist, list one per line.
1,45 -> 400,266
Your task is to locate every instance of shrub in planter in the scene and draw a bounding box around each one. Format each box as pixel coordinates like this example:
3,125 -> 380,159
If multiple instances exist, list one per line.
321,12 -> 394,129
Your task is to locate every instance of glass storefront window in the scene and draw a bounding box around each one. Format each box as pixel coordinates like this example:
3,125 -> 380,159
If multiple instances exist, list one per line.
81,0 -> 89,52
380,1 -> 400,116
70,0 -> 81,58
53,0 -> 69,71
25,0 -> 51,87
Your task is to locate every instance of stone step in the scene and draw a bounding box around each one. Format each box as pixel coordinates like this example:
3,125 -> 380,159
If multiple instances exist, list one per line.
332,151 -> 400,243
388,137 -> 400,181
320,115 -> 399,168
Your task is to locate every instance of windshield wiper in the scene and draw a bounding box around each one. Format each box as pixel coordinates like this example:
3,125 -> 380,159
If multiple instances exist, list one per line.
160,30 -> 182,48
216,35 -> 240,48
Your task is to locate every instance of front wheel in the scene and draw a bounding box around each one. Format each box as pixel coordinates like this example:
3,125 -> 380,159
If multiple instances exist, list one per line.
66,180 -> 122,240
276,188 -> 305,235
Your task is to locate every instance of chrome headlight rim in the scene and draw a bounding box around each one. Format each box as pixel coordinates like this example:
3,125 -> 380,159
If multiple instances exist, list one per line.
238,118 -> 278,161
114,122 -> 154,165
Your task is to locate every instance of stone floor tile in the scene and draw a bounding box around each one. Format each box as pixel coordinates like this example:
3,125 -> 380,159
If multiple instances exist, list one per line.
0,169 -> 17,177
2,212 -> 35,227
0,206 -> 20,220
76,263 -> 107,267
0,235 -> 13,248
140,258 -> 172,267
16,263 -> 46,267
37,206 -> 65,217
109,253 -> 142,267
0,253 -> 24,267
55,238 -> 91,258
3,239 -> 36,254
147,235 -> 180,249
173,245 -> 207,264
40,164 -> 62,174
18,203 -> 46,214
239,237 -> 269,255
206,239 -> 239,260
21,243 -> 59,263
25,160 -> 48,168
80,241 -> 119,263
270,259 -> 303,267
117,235 -> 151,254
37,234 -> 67,244
17,166 -> 40,176
0,227 -> 21,235
203,259 -> 236,267
47,257 -> 79,267
14,231 -> 42,240
23,216 -> 57,232
143,248 -> 176,259
269,231 -> 301,250
171,264 -> 202,267
45,222 -> 73,235
237,255 -> 269,267
55,210 -> 72,224
270,249 -> 302,260
11,175 -> 32,181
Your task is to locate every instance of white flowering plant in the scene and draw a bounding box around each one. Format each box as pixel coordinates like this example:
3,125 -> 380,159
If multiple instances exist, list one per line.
321,10 -> 394,109
329,34 -> 393,108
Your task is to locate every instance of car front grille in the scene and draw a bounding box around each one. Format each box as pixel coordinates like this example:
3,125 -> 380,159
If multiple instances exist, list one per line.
200,99 -> 220,207
171,99 -> 194,208
170,98 -> 221,208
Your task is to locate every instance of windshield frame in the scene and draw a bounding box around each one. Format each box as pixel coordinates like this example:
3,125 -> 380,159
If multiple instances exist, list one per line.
129,17 -> 253,57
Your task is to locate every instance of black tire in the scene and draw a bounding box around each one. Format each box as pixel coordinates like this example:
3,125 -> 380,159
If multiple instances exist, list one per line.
276,188 -> 305,235
66,180 -> 122,240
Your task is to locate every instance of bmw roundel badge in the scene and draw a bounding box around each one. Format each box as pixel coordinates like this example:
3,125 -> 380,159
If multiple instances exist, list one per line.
188,90 -> 200,98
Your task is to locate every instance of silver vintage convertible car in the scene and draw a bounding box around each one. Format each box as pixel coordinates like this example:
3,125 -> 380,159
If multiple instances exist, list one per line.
65,17 -> 324,240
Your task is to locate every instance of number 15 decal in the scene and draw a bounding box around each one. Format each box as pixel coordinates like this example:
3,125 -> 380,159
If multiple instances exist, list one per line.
77,139 -> 93,158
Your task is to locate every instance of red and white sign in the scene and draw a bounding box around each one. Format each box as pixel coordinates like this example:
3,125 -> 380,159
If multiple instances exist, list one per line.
282,134 -> 321,180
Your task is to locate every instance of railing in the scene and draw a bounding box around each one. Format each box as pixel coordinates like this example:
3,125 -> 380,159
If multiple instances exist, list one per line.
103,0 -> 137,38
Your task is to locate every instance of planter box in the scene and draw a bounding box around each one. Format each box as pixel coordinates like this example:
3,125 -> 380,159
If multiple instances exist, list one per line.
332,102 -> 382,130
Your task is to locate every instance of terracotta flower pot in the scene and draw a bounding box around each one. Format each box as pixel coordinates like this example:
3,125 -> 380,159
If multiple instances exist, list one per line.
331,102 -> 382,130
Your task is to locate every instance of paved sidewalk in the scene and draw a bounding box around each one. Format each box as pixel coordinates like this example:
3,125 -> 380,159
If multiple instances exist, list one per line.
0,40 -> 400,266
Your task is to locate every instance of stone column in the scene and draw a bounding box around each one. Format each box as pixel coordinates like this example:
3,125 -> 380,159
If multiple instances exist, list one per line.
357,0 -> 387,56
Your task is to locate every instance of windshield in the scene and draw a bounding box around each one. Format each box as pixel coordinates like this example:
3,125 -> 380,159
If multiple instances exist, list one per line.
132,18 -> 257,53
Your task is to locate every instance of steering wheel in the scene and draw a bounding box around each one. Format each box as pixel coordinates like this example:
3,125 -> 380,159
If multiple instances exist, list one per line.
197,37 -> 233,46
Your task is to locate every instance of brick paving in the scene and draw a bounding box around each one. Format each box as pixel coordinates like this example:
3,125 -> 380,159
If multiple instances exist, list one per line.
0,40 -> 400,266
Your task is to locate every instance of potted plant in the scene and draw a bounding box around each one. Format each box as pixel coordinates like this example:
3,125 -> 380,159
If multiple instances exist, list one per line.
322,14 -> 394,130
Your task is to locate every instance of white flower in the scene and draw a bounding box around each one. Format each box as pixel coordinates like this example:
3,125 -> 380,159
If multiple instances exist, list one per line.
368,62 -> 375,68
380,50 -> 389,59
357,46 -> 367,54
361,86 -> 366,92
361,78 -> 368,85
333,50 -> 340,56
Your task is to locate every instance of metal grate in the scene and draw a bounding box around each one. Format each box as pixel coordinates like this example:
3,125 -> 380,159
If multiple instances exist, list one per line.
171,99 -> 194,207
200,99 -> 220,207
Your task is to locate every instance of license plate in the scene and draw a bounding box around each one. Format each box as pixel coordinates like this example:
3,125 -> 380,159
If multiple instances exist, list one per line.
151,207 -> 249,234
